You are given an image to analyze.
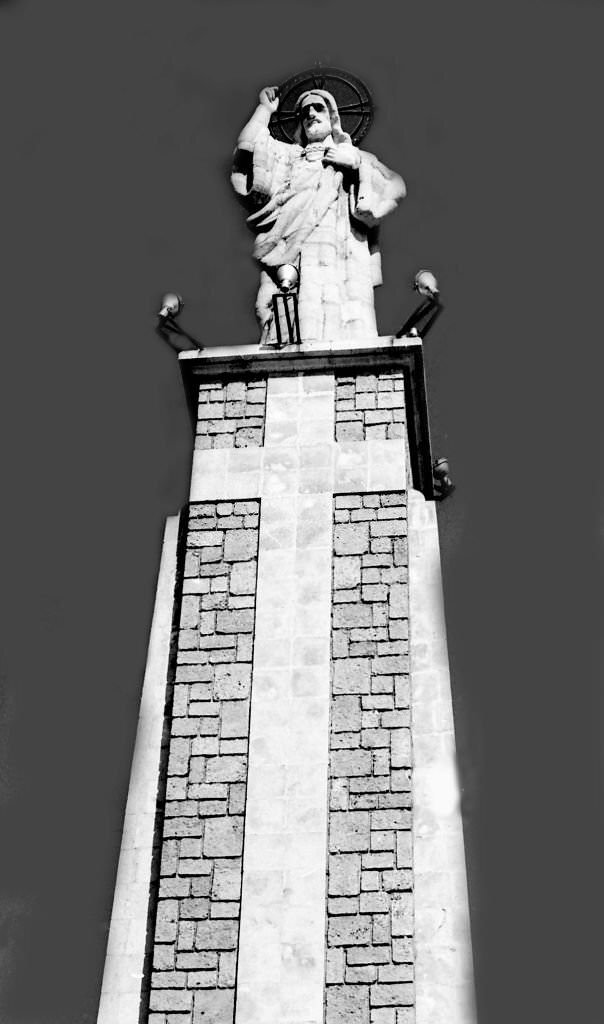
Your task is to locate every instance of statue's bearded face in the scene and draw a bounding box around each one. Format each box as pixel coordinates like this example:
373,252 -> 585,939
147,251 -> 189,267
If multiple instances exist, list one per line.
300,95 -> 332,144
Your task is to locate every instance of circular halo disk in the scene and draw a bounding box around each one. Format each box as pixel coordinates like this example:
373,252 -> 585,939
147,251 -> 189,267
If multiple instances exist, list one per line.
269,66 -> 374,146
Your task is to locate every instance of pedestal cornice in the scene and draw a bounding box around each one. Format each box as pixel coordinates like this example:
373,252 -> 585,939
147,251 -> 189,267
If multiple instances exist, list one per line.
178,336 -> 435,500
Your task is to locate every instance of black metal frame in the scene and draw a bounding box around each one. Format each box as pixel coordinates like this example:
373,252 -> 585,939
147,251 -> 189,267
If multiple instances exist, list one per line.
271,292 -> 301,348
395,295 -> 444,342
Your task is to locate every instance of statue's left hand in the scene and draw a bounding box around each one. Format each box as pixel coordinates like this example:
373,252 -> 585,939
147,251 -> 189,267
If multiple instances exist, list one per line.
323,144 -> 360,170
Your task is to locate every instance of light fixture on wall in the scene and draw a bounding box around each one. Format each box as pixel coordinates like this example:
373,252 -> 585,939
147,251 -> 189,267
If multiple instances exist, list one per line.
272,263 -> 301,348
432,457 -> 455,500
395,269 -> 443,341
156,292 -> 203,350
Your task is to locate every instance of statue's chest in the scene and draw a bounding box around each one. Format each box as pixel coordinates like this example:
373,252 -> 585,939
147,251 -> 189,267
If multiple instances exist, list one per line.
287,156 -> 325,192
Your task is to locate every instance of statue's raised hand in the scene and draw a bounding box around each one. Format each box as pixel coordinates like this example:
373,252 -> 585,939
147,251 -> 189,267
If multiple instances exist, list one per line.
323,143 -> 360,171
259,86 -> 279,113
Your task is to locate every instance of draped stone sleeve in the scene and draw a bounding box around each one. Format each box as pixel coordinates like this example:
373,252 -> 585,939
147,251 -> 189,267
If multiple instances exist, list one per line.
345,150 -> 406,287
231,125 -> 297,213
349,151 -> 406,228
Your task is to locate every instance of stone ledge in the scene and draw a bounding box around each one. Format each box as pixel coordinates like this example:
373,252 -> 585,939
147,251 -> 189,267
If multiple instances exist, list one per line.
179,336 -> 422,383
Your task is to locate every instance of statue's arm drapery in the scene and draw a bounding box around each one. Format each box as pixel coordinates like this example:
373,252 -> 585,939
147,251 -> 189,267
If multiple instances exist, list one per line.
231,117 -> 294,211
349,151 -> 406,228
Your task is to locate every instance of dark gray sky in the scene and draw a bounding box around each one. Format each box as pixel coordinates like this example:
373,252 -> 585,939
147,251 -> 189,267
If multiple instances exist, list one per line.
0,1 -> 603,1021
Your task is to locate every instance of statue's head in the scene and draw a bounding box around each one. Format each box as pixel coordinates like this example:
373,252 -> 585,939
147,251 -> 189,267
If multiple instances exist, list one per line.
294,90 -> 352,147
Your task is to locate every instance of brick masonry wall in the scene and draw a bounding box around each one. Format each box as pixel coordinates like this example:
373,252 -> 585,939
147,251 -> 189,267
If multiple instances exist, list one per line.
195,379 -> 267,449
326,491 -> 413,1024
148,500 -> 259,1024
334,374 -> 406,443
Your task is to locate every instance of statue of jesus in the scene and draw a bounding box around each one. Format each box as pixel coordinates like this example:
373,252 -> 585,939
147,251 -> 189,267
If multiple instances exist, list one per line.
231,84 -> 406,347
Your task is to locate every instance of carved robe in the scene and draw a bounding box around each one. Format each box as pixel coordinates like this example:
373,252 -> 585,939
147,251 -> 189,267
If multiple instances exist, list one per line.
231,125 -> 405,346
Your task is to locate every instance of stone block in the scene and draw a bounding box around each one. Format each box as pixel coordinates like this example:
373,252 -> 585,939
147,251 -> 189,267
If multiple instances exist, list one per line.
180,899 -> 210,920
373,656 -> 407,677
212,859 -> 242,901
214,664 -> 251,699
191,877 -> 212,897
333,658 -> 371,694
370,520 -> 405,538
329,853 -> 361,896
378,964 -> 414,983
370,984 -> 414,1007
389,584 -> 408,618
218,950 -> 237,987
215,608 -> 254,634
371,1010 -> 396,1024
333,603 -> 374,629
392,938 -> 414,963
210,902 -> 239,919
350,793 -> 378,811
224,530 -> 257,562
346,965 -> 377,983
153,945 -> 176,971
391,894 -> 413,936
336,422 -> 364,442
346,945 -> 390,965
361,870 -> 379,891
360,892 -> 389,914
193,988 -> 235,1023
180,595 -> 200,629
331,749 -> 372,777
195,920 -> 239,951
188,970 -> 219,988
361,728 -> 390,748
329,896 -> 360,915
326,985 -> 369,1024
226,382 -> 245,402
177,921 -> 196,950
205,756 -> 246,784
332,695 -> 362,733
382,870 -> 413,892
372,749 -> 390,775
335,495 -> 362,508
179,857 -> 215,875
365,424 -> 387,440
389,770 -> 411,794
395,835 -> 413,868
220,700 -> 249,739
189,531 -> 225,549
377,392 -> 405,409
228,782 -> 246,814
394,678 -> 410,709
159,879 -> 190,899
177,952 -> 217,970
371,810 -> 411,831
333,555 -> 362,589
334,523 -> 370,555
372,912 -> 391,945
390,729 -> 412,768
330,811 -> 370,852
326,947 -> 345,983
330,778 -> 349,810
203,816 -> 244,857
149,991 -> 192,1013
332,732 -> 363,750
349,776 -> 389,794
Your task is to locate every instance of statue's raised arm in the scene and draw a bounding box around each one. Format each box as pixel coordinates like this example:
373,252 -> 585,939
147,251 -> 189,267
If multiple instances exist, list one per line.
231,73 -> 406,348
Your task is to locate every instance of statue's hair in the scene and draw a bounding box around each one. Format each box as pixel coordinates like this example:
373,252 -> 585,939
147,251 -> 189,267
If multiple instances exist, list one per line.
293,90 -> 353,147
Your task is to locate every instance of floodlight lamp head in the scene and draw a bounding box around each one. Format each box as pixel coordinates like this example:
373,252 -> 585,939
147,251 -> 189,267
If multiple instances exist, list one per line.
276,264 -> 300,292
432,457 -> 455,500
158,292 -> 183,320
414,270 -> 439,299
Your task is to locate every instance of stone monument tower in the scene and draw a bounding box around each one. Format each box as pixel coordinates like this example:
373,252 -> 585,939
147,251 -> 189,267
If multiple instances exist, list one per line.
97,69 -> 475,1024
